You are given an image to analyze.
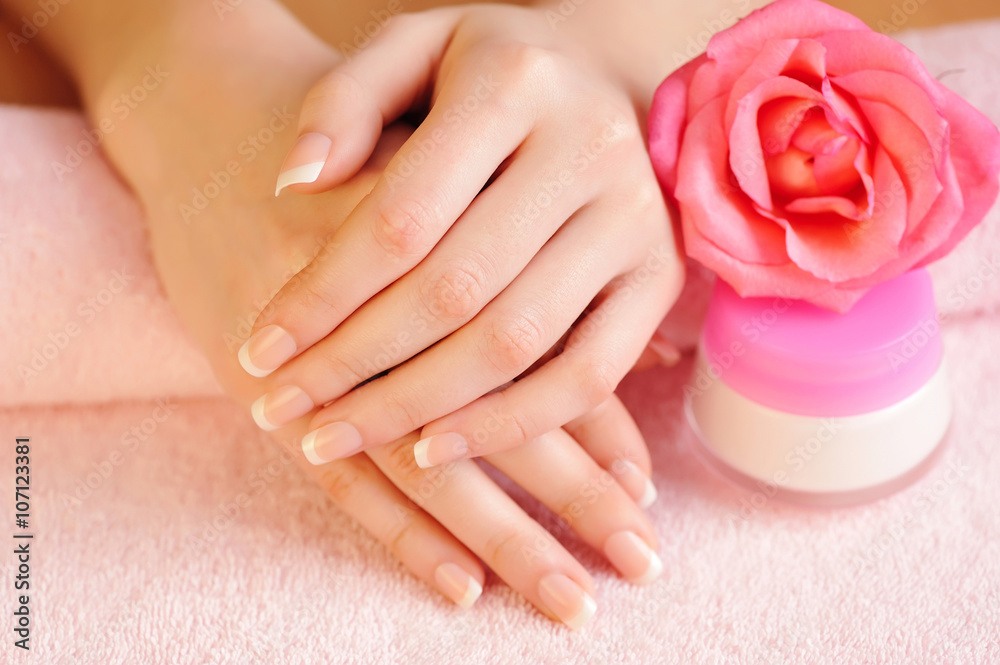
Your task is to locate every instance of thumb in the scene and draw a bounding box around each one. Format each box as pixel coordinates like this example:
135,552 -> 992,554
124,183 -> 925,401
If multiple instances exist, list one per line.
274,10 -> 460,196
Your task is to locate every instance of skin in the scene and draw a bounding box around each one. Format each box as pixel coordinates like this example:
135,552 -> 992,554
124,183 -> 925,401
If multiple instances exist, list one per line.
1,0 -> 995,626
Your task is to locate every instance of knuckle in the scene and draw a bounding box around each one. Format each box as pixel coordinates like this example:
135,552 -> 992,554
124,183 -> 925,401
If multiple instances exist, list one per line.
309,69 -> 366,107
317,463 -> 362,505
483,311 -> 546,376
298,274 -> 342,321
380,385 -> 426,435
418,255 -> 490,326
576,354 -> 620,409
383,508 -> 419,560
497,42 -> 560,88
384,436 -> 431,490
482,523 -> 528,569
371,195 -> 439,260
320,350 -> 368,390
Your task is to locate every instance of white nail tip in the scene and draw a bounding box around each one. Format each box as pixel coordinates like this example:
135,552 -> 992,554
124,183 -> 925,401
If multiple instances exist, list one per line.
238,342 -> 273,378
632,550 -> 664,587
638,476 -> 658,510
457,577 -> 483,610
413,439 -> 432,469
274,161 -> 325,196
301,430 -> 327,466
250,395 -> 279,432
565,593 -> 597,631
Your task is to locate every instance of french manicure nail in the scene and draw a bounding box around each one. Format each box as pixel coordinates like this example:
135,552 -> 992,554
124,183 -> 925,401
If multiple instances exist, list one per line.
250,385 -> 314,432
434,563 -> 483,610
413,433 -> 469,469
301,422 -> 363,465
238,325 -> 297,378
603,531 -> 663,586
615,461 -> 658,509
537,574 -> 597,631
274,132 -> 333,195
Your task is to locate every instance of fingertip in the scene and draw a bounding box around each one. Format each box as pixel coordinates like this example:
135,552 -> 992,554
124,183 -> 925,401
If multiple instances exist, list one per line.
275,132 -> 333,196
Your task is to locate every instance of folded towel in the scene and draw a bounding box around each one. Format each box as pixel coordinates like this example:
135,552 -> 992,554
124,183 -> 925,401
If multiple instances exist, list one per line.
1,17 -> 998,665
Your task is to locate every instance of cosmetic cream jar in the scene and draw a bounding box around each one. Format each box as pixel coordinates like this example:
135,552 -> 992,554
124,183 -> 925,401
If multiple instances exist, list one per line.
685,269 -> 950,506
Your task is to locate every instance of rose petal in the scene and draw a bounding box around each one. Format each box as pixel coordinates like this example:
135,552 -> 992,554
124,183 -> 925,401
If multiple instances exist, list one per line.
840,157 -> 963,290
784,194 -> 863,218
821,78 -> 870,143
853,97 -> 944,232
777,147 -> 907,281
648,54 -> 708,195
676,97 -> 790,265
759,98 -> 821,156
728,77 -> 825,210
707,0 -> 868,77
916,84 -> 1000,265
833,70 -> 948,170
681,222 -> 868,312
818,31 -> 946,108
723,38 -> 825,130
812,135 -> 864,197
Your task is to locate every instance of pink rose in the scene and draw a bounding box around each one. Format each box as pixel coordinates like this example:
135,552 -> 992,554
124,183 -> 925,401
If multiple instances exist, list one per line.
648,0 -> 1000,312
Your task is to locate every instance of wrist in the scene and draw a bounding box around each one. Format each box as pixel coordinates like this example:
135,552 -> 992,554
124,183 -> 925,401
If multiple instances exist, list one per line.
534,0 -> 772,115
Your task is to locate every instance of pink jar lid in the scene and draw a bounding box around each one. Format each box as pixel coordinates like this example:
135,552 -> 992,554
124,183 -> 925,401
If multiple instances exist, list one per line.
700,269 -> 942,417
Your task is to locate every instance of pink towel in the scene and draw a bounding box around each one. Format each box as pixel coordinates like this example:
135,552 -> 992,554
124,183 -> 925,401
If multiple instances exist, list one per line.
1,17 -> 999,665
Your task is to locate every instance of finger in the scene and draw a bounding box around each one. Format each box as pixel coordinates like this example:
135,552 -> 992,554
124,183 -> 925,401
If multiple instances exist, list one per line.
298,204 -> 631,461
253,143 -> 592,411
413,247 -> 683,464
365,433 -> 599,630
562,395 -> 659,509
275,9 -> 460,194
269,421 -> 485,609
245,47 -> 539,379
486,429 -> 663,586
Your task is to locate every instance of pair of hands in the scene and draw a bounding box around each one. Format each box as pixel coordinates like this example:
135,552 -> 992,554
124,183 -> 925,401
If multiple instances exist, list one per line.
242,4 -> 683,475
72,0 -> 681,630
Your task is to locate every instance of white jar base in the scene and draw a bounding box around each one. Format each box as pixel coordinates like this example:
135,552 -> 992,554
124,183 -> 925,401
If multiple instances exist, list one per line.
685,353 -> 952,506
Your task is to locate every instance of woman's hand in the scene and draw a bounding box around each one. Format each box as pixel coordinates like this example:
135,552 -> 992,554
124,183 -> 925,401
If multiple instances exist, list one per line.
240,4 -> 684,468
4,0 -> 665,627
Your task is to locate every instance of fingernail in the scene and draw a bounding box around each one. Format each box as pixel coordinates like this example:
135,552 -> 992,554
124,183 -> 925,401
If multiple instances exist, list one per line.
301,422 -> 363,465
238,325 -> 297,378
649,336 -> 681,367
614,461 -> 658,509
275,132 -> 332,195
250,385 -> 314,432
434,563 -> 483,610
413,433 -> 469,469
537,574 -> 597,631
603,531 -> 663,586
